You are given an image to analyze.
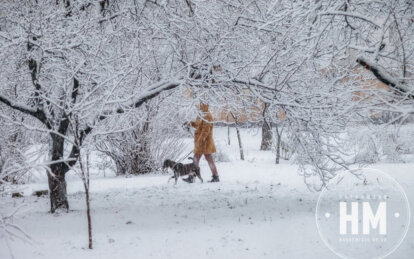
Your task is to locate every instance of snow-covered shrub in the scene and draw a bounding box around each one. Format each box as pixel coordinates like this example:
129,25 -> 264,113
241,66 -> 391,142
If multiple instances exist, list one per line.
290,129 -> 346,189
280,140 -> 295,160
0,115 -> 38,184
97,125 -> 188,175
347,125 -> 414,164
0,152 -> 27,184
95,152 -> 116,177
272,131 -> 295,161
95,98 -> 189,175
378,130 -> 403,163
377,126 -> 414,163
0,163 -> 31,257
348,128 -> 380,164
96,125 -> 154,175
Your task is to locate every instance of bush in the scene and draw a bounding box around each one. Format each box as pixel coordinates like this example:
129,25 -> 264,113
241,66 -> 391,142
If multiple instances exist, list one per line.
349,129 -> 380,164
95,100 -> 189,175
348,125 -> 414,164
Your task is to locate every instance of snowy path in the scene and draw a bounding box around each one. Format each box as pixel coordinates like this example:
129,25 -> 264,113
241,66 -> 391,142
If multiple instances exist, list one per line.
1,160 -> 413,259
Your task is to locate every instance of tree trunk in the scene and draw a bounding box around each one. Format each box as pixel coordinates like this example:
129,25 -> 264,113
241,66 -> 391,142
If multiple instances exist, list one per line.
260,103 -> 272,151
48,171 -> 69,213
275,125 -> 282,164
231,112 -> 244,161
236,126 -> 244,160
227,117 -> 231,146
48,134 -> 70,213
85,186 -> 92,249
261,119 -> 272,150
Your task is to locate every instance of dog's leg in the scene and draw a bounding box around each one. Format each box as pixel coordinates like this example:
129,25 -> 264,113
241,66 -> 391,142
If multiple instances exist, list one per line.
174,172 -> 178,185
197,174 -> 203,183
196,168 -> 203,183
168,176 -> 174,183
188,172 -> 196,183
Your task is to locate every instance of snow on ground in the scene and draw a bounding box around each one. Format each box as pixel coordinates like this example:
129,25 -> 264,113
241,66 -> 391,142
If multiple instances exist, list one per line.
1,127 -> 413,259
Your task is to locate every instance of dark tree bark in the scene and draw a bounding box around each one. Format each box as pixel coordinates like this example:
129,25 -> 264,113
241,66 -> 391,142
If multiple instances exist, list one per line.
85,185 -> 92,249
236,126 -> 244,161
48,132 -> 73,212
356,57 -> 413,98
275,125 -> 283,164
48,170 -> 69,213
260,103 -> 272,151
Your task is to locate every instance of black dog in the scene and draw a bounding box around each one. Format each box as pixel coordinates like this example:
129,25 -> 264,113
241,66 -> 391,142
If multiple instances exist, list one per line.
162,157 -> 203,184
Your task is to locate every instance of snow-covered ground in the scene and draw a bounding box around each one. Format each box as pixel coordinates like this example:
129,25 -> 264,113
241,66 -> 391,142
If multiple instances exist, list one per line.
1,127 -> 413,259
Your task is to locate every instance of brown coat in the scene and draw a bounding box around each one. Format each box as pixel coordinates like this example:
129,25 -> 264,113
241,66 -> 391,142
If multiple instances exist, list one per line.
190,106 -> 216,154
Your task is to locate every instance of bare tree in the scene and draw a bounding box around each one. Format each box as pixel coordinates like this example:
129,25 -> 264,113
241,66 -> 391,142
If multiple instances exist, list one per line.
274,124 -> 284,164
230,112 -> 245,161
71,115 -> 93,249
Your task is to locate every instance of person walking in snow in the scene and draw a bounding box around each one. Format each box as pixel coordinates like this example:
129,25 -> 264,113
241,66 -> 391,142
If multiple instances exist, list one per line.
183,103 -> 220,183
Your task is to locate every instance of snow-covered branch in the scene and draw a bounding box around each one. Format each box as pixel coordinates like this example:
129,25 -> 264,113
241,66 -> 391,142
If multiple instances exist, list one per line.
98,78 -> 184,120
356,56 -> 413,96
318,11 -> 382,28
0,95 -> 48,126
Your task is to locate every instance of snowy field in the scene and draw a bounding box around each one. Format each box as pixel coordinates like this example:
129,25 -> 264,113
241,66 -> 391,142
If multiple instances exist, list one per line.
1,127 -> 413,259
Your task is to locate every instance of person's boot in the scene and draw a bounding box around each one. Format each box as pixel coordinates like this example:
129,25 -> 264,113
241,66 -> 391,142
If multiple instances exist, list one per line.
182,175 -> 194,183
208,175 -> 220,183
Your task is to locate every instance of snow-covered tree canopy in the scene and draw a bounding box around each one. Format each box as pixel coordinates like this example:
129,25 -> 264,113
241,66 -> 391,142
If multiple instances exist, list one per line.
0,0 -> 413,202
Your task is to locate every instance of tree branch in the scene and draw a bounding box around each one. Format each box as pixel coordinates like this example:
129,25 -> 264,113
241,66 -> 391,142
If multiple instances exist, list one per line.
184,0 -> 194,16
98,11 -> 127,24
66,130 -> 87,168
0,94 -> 50,127
319,11 -> 381,28
98,78 -> 184,120
58,77 -> 80,135
232,78 -> 275,92
356,56 -> 413,97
